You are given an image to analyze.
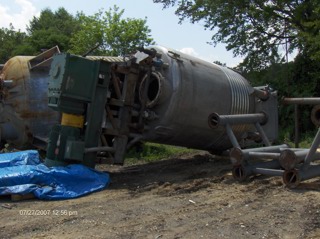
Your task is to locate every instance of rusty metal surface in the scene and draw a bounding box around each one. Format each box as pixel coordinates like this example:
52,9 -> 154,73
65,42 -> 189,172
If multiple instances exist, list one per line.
283,165 -> 320,188
29,46 -> 60,69
0,55 -> 59,148
282,97 -> 320,105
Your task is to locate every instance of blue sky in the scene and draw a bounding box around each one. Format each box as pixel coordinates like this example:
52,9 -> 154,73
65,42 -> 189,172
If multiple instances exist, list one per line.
0,0 -> 243,66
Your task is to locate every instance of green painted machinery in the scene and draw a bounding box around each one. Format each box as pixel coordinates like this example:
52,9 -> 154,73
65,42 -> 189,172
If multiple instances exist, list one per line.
45,53 -> 111,168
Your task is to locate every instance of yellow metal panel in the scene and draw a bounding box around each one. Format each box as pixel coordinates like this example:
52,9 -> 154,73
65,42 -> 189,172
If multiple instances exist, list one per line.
61,113 -> 84,128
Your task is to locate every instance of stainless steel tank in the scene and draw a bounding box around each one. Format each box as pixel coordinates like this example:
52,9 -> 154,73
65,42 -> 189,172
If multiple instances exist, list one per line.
137,46 -> 278,152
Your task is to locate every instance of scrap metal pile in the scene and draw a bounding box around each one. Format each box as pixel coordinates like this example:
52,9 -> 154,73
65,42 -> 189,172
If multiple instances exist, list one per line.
0,45 -> 319,188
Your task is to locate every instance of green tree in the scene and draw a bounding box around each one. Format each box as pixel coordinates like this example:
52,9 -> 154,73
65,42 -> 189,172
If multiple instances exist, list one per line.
154,0 -> 320,70
69,6 -> 155,56
298,5 -> 320,61
26,7 -> 81,54
0,24 -> 28,63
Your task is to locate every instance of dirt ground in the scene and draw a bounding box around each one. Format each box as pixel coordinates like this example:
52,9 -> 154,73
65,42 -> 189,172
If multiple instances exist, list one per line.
1,152 -> 320,239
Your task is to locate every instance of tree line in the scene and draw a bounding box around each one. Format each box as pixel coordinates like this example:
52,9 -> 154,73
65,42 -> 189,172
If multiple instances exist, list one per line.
0,6 -> 154,63
153,0 -> 320,139
1,2 -> 319,140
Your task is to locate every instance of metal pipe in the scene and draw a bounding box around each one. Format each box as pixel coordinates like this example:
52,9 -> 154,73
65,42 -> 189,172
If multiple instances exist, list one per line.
294,104 -> 300,147
232,159 -> 282,181
302,127 -> 320,170
255,122 -> 271,146
279,149 -> 306,170
248,152 -> 280,160
225,124 -> 240,148
251,87 -> 269,101
126,135 -> 143,150
280,148 -> 308,151
229,144 -> 289,165
279,149 -> 320,170
282,97 -> 320,105
242,144 -> 289,153
209,112 -> 266,128
253,168 -> 284,176
84,146 -> 115,153
283,165 -> 320,188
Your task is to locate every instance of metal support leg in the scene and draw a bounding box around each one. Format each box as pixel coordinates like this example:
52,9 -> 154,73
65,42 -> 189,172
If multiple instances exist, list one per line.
255,122 -> 271,146
233,160 -> 283,181
283,165 -> 320,188
302,127 -> 320,170
294,104 -> 300,148
225,123 -> 240,148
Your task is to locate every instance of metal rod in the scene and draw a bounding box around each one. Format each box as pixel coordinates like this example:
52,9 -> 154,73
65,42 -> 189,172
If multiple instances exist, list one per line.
233,159 -> 282,181
105,105 -> 118,130
210,112 -> 266,127
242,144 -> 289,153
84,146 -> 115,153
294,104 -> 300,147
111,72 -> 122,100
138,67 -> 152,127
248,152 -> 280,160
251,159 -> 281,170
253,168 -> 284,176
230,144 -> 289,165
302,127 -> 320,169
126,136 -> 143,150
280,148 -> 308,151
100,134 -> 108,146
283,97 -> 320,105
255,122 -> 271,146
251,87 -> 269,101
225,123 -> 240,148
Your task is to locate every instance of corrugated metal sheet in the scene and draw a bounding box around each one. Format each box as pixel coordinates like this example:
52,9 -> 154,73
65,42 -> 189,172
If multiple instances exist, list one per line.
86,56 -> 129,63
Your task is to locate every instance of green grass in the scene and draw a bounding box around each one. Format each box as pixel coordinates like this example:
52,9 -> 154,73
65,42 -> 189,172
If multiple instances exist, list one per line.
282,130 -> 317,148
124,142 -> 196,165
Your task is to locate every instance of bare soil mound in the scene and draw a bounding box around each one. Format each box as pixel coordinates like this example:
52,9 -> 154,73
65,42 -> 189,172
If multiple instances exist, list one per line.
1,152 -> 320,239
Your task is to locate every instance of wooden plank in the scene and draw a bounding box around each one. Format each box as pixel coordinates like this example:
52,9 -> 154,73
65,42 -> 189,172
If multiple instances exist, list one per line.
10,193 -> 35,202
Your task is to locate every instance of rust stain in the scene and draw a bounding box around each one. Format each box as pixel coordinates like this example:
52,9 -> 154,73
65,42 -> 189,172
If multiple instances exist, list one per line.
2,56 -> 32,82
19,110 -> 56,119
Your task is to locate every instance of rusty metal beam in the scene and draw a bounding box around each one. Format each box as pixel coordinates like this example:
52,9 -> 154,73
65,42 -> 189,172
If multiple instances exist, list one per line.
282,97 -> 320,105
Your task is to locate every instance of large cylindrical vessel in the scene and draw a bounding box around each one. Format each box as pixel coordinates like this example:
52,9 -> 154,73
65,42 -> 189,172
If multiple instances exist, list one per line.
138,46 -> 277,152
0,55 -> 60,149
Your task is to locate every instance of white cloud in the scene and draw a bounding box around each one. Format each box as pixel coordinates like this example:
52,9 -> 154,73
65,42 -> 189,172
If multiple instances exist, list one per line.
180,47 -> 200,58
180,47 -> 214,63
0,0 -> 39,32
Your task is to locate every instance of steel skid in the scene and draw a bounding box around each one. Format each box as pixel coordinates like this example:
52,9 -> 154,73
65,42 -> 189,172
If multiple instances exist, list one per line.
221,97 -> 320,188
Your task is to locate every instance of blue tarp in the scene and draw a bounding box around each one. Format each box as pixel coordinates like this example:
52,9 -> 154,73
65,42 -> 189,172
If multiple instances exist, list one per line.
0,150 -> 110,200
0,150 -> 40,167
